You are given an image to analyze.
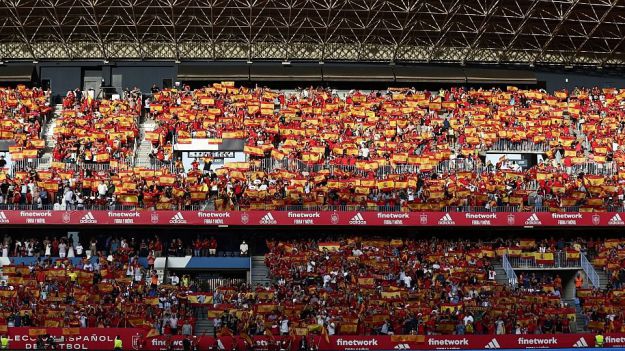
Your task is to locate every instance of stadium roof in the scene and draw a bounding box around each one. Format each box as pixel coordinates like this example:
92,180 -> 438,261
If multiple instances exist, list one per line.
1,0 -> 625,67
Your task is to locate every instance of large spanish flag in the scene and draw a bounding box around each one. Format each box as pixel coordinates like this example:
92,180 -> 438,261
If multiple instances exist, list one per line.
318,242 -> 340,252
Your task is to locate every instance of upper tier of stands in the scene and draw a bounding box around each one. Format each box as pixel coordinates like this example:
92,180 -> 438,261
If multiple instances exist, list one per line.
2,84 -> 625,211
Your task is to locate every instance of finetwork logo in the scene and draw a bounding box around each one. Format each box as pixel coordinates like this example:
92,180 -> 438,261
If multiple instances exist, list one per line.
573,337 -> 588,348
485,339 -> 501,349
260,212 -> 277,225
609,214 -> 625,225
0,212 -> 8,224
524,213 -> 542,225
169,212 -> 187,224
438,213 -> 455,225
79,212 -> 97,224
349,213 -> 367,225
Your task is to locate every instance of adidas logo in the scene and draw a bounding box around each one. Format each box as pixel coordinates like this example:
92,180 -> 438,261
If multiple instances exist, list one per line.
169,212 -> 187,224
438,213 -> 455,225
394,344 -> 410,350
0,211 -> 8,224
79,212 -> 97,224
573,337 -> 588,348
524,213 -> 542,225
609,214 -> 624,225
349,213 -> 367,225
259,212 -> 277,225
485,338 -> 500,349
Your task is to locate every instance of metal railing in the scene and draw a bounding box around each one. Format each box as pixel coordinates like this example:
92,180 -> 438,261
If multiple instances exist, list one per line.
506,251 -> 581,269
134,159 -> 175,172
253,157 -> 484,177
571,162 -> 616,176
489,140 -> 549,153
502,254 -> 518,287
10,157 -> 49,174
443,205 -> 625,212
0,202 -> 623,213
60,159 -> 135,172
0,203 -> 207,211
580,252 -> 600,288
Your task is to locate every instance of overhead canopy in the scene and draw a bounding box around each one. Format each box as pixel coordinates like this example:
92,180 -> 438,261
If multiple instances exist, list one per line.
464,68 -> 537,85
322,65 -> 394,82
250,64 -> 322,81
393,66 -> 466,83
0,65 -> 36,82
177,64 -> 249,81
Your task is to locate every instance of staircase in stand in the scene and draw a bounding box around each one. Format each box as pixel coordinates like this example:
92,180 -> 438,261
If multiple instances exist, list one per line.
195,316 -> 215,337
133,118 -> 157,167
36,104 -> 63,170
251,256 -> 270,286
492,262 -> 512,287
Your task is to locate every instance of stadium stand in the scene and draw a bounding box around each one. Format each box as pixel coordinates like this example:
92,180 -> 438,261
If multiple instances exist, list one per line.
2,85 -> 625,212
0,235 -> 589,337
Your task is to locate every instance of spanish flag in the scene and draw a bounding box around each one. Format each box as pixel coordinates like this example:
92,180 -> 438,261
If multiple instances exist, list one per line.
159,175 -> 176,186
29,328 -> 48,337
62,328 -> 80,336
94,152 -> 110,163
318,242 -> 340,252
358,277 -> 375,286
244,145 -> 265,157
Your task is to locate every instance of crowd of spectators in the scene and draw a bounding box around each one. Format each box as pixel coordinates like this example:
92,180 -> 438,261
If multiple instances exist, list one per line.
2,84 -> 625,211
203,237 -> 578,337
0,86 -> 52,161
6,235 -> 625,336
53,88 -> 141,164
0,250 -> 200,333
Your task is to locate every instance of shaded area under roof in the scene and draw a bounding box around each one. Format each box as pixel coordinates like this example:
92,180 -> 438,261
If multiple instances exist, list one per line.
464,68 -> 537,85
393,66 -> 466,83
0,65 -> 36,82
250,64 -> 322,81
322,65 -> 394,82
177,64 -> 249,81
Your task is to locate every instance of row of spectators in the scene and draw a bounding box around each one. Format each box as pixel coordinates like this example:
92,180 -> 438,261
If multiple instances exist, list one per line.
0,234 -> 253,258
1,235 -> 222,258
0,157 -> 623,211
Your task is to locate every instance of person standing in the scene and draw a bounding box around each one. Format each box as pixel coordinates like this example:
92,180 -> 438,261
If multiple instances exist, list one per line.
596,332 -> 604,347
114,335 -> 122,350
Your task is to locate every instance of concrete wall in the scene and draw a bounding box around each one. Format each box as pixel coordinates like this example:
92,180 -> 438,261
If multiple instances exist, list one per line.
535,70 -> 625,92
4,61 -> 625,99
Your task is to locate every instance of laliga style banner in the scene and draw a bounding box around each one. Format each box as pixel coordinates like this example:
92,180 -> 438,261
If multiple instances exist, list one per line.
0,210 -> 623,227
6,329 -> 625,350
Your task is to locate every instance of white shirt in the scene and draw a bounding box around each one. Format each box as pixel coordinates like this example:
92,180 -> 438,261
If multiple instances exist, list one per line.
240,243 -> 248,253
403,275 -> 412,288
97,183 -> 108,196
280,319 -> 289,334
75,244 -> 83,255
170,275 -> 180,285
